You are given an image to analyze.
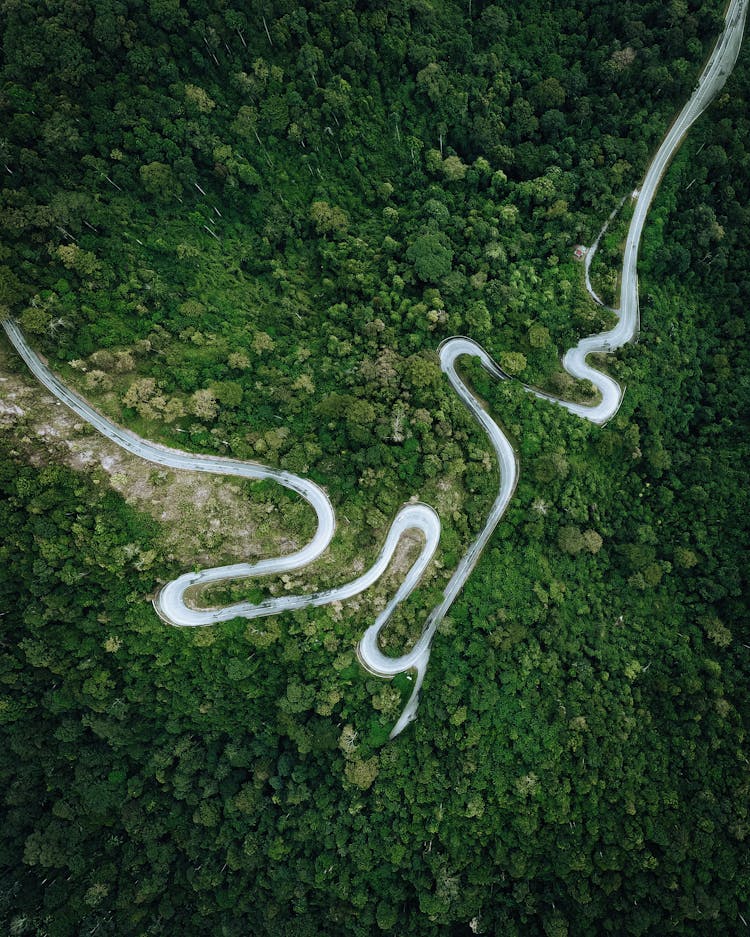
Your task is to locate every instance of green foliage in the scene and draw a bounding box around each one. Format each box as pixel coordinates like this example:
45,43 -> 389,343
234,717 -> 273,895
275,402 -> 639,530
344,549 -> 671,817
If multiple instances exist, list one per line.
1,0 -> 748,935
500,351 -> 528,377
139,161 -> 183,201
407,232 -> 454,283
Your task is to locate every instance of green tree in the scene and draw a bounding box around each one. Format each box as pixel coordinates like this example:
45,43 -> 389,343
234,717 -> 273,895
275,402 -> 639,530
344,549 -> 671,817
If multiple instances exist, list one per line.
406,232 -> 453,282
310,201 -> 349,237
499,351 -> 527,376
140,161 -> 182,200
558,526 -> 585,555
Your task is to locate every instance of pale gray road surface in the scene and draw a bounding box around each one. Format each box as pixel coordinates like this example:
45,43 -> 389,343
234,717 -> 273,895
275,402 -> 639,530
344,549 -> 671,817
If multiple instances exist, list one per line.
358,337 -> 519,735
2,0 -> 744,737
3,319 -> 336,574
541,0 -> 747,425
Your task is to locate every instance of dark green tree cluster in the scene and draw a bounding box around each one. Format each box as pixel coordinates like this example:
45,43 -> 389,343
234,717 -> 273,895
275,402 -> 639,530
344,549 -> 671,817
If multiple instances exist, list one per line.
1,0 -> 748,934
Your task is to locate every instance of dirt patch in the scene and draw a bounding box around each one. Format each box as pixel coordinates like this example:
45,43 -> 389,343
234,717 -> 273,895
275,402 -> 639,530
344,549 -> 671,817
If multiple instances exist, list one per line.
0,340 -> 293,571
1,338 -> 441,620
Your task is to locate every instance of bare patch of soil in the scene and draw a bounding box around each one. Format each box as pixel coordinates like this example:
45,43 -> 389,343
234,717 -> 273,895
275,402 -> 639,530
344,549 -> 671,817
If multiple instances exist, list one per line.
0,341 -> 292,570
1,339 -> 440,621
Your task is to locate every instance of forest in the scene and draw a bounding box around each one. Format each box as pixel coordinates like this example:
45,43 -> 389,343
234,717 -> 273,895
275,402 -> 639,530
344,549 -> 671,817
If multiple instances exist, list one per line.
0,0 -> 748,934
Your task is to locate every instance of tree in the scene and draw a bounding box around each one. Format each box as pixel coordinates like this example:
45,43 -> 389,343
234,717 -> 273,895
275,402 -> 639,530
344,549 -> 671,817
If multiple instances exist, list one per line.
20,304 -> 52,335
56,244 -> 100,279
442,155 -> 467,182
344,757 -> 379,790
404,352 -> 441,392
190,389 -> 218,420
310,201 -> 349,237
406,232 -> 453,282
558,526 -> 585,555
531,77 -> 566,111
213,381 -> 243,408
499,352 -> 527,377
184,84 -> 215,113
465,301 -> 491,334
674,546 -> 698,568
582,529 -> 603,554
140,161 -> 182,200
0,265 -> 24,307
528,324 -> 551,348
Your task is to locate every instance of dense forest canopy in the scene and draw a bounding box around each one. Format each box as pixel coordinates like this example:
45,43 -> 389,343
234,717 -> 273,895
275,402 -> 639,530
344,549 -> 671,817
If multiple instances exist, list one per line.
1,0 -> 748,934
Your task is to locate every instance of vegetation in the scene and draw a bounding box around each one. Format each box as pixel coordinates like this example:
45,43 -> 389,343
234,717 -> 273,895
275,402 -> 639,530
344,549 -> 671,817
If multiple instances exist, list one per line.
1,1 -> 748,934
587,197 -> 634,307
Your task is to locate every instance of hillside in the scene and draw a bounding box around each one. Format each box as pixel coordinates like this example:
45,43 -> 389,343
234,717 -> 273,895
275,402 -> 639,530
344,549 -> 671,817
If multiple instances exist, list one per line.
1,2 -> 748,934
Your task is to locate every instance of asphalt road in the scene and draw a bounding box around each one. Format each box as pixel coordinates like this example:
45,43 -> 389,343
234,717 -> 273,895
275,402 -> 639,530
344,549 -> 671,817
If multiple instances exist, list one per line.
544,0 -> 747,425
358,337 -> 519,735
2,0 -> 745,737
2,317 -> 336,580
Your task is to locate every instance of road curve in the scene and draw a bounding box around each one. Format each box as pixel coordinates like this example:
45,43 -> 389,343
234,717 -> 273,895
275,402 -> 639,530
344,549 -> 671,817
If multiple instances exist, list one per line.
358,337 -> 519,735
2,0 -> 745,737
534,0 -> 747,425
2,318 -> 336,574
370,0 -> 747,731
155,502 -> 441,629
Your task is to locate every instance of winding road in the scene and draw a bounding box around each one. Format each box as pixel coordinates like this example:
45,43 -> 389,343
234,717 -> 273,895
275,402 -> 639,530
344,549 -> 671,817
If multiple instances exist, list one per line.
543,0 -> 747,425
2,0 -> 745,737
